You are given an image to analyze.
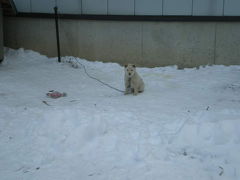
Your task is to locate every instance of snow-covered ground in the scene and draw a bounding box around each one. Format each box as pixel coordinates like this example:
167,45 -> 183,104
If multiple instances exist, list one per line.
0,48 -> 240,180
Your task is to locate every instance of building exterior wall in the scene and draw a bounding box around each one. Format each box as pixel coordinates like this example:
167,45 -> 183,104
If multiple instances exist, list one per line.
12,0 -> 240,16
3,17 -> 240,68
0,4 -> 3,62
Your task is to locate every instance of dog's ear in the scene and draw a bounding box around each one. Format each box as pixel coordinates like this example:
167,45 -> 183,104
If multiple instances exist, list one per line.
132,64 -> 136,68
124,64 -> 128,68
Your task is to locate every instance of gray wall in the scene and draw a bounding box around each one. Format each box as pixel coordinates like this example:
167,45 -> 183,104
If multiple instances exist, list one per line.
12,0 -> 240,16
3,17 -> 240,68
0,4 -> 3,62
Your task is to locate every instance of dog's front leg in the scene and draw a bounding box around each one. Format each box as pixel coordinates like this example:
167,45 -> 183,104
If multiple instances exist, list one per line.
124,87 -> 131,95
124,78 -> 131,95
133,87 -> 138,96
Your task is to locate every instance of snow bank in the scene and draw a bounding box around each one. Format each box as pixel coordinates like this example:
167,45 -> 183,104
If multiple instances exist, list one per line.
0,48 -> 240,180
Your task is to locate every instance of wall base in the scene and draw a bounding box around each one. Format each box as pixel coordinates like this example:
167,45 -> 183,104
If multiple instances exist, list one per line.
3,17 -> 240,67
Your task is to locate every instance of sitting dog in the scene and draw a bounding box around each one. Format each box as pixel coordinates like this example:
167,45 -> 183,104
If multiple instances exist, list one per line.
124,64 -> 144,95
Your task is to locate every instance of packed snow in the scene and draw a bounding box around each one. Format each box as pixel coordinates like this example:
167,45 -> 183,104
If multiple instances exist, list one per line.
0,48 -> 240,180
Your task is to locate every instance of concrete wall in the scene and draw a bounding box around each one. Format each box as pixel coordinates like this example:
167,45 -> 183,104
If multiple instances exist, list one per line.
3,17 -> 240,68
0,4 -> 3,62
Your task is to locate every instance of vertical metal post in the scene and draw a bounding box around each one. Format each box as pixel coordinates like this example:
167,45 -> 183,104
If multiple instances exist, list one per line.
54,6 -> 61,62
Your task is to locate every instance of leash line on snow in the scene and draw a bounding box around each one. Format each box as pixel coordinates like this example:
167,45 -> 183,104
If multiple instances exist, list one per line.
68,57 -> 124,93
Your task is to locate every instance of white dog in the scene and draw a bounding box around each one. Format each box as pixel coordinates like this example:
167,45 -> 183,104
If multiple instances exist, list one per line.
124,64 -> 144,95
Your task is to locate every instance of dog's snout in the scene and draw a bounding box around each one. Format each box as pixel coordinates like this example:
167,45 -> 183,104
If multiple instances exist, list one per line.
129,73 -> 131,76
